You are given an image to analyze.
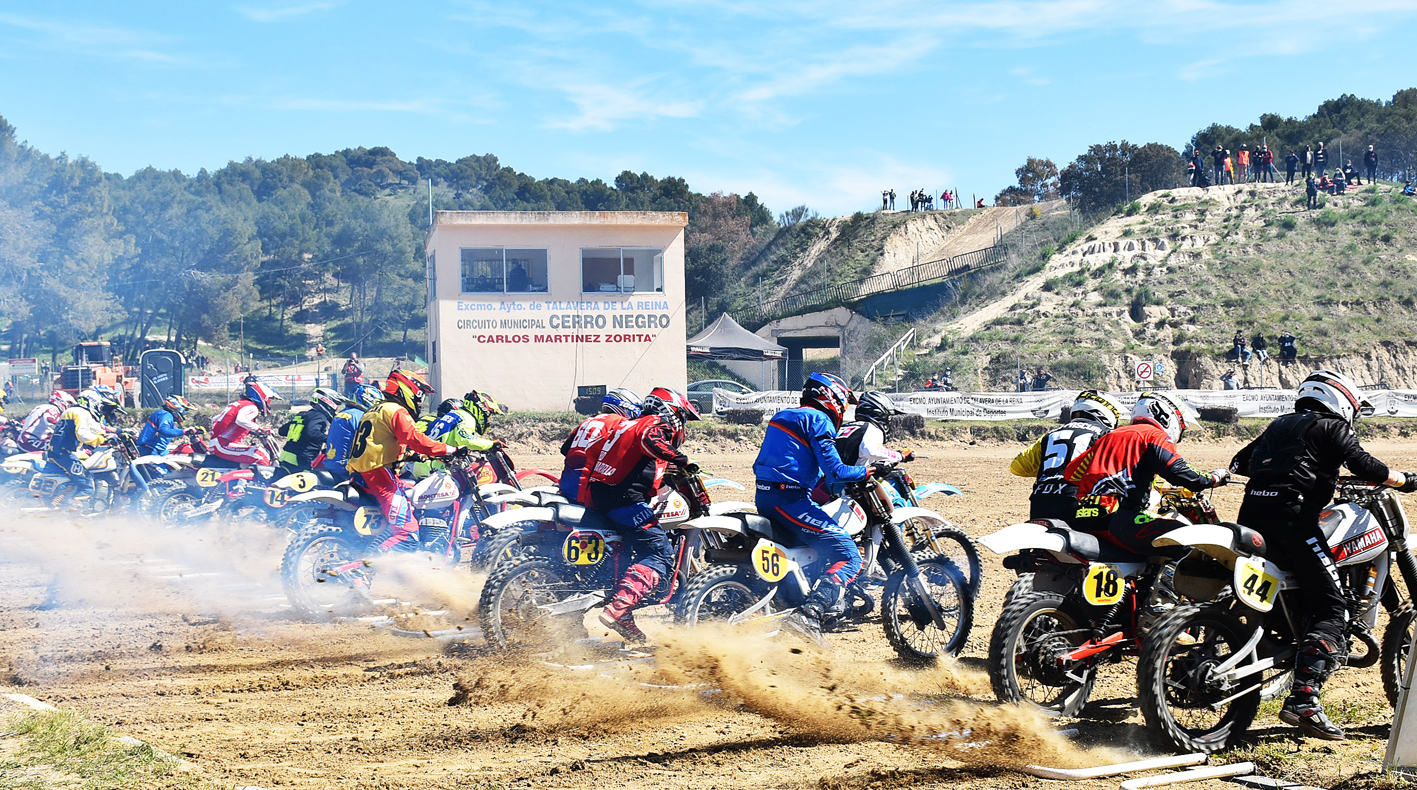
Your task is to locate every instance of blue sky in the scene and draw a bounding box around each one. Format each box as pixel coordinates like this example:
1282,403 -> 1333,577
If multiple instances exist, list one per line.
2,1 -> 1416,216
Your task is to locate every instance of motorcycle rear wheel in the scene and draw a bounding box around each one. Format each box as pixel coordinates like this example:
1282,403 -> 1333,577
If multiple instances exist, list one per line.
155,488 -> 206,528
675,564 -> 779,626
882,554 -> 972,663
280,521 -> 375,620
1137,602 -> 1262,754
902,519 -> 982,596
987,592 -> 1097,716
478,556 -> 584,650
1383,603 -> 1415,708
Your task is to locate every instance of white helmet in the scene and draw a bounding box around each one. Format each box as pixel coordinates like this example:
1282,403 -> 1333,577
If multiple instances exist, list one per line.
1296,369 -> 1373,426
1068,390 -> 1125,430
50,390 -> 76,409
1131,391 -> 1188,443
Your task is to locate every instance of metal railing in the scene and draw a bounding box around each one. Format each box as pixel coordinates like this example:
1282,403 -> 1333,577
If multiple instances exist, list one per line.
746,244 -> 1007,325
862,327 -> 916,391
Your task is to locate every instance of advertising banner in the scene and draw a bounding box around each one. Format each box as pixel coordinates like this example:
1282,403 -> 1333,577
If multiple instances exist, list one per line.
714,388 -> 1417,421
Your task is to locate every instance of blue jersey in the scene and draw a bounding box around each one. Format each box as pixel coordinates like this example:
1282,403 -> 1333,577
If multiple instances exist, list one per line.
323,405 -> 366,472
137,409 -> 184,456
752,406 -> 868,490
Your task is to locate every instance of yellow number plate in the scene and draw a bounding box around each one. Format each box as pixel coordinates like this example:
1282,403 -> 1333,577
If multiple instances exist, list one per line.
196,468 -> 222,488
1235,556 -> 1279,612
1082,563 -> 1124,606
562,532 -> 606,566
286,472 -> 316,492
263,488 -> 291,508
754,543 -> 789,583
354,506 -> 380,536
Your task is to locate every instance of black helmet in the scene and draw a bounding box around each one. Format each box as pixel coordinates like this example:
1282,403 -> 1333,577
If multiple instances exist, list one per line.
436,398 -> 461,418
855,390 -> 903,426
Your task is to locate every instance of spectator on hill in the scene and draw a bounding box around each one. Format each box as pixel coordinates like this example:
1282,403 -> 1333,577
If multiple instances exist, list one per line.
889,189 -> 896,209
1223,151 -> 1234,184
1261,146 -> 1276,182
1030,369 -> 1055,391
1332,168 -> 1347,195
1253,333 -> 1269,363
1316,174 -> 1331,196
1221,369 -> 1238,390
1301,145 -> 1314,179
1191,149 -> 1207,186
1279,330 -> 1298,362
943,189 -> 953,208
882,190 -> 890,210
1237,145 -> 1251,183
1016,369 -> 1029,393
1403,181 -> 1416,197
1366,146 -> 1379,184
1232,329 -> 1251,364
1343,160 -> 1359,186
1314,142 -> 1328,177
1285,151 -> 1299,185
942,368 -> 955,391
1212,144 -> 1226,186
976,197 -> 986,208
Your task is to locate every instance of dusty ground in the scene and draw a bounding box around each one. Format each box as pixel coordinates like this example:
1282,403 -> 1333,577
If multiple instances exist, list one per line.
2,438 -> 1413,790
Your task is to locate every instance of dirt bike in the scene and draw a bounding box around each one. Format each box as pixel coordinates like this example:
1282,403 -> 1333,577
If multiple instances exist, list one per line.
476,466 -> 748,649
474,472 -> 752,572
3,432 -> 169,514
280,452 -> 495,619
881,464 -> 982,596
1137,476 -> 1417,753
982,486 -> 1224,715
674,468 -> 973,664
152,433 -> 297,528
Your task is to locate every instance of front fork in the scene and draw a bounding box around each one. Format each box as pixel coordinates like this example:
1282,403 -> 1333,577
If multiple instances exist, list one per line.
883,520 -> 952,629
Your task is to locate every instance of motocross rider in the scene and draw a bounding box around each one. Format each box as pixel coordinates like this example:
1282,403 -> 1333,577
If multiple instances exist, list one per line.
835,390 -> 913,466
587,387 -> 699,643
210,377 -> 281,466
1230,370 -> 1417,741
18,391 -> 76,453
427,390 -> 504,453
346,369 -> 462,552
1011,390 -> 1125,521
559,387 -> 641,503
45,388 -> 119,504
754,373 -> 876,644
276,387 -> 343,475
137,395 -> 197,457
321,384 -> 381,481
1063,391 -> 1229,555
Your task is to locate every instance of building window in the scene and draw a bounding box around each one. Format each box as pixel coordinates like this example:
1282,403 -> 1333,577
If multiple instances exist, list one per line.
580,248 -> 664,294
460,248 -> 549,294
427,252 -> 436,301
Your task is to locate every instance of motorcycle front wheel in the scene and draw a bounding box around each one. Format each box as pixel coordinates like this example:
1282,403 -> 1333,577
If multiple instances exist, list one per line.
988,592 -> 1097,716
882,554 -> 972,663
1137,602 -> 1262,754
1383,603 -> 1415,708
477,556 -> 585,650
280,521 -> 375,620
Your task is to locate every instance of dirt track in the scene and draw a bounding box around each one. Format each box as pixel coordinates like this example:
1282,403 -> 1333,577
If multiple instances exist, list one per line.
1,438 -> 1411,789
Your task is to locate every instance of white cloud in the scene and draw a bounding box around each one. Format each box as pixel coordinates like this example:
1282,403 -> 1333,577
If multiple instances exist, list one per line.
236,2 -> 342,23
545,82 -> 703,132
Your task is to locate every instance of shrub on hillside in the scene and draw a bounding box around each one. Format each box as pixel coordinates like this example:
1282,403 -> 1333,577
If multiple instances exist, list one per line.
721,408 -> 764,425
1198,406 -> 1239,424
891,413 -> 926,437
573,396 -> 600,416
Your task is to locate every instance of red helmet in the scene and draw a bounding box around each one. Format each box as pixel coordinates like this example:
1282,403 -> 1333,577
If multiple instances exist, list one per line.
801,372 -> 854,429
382,369 -> 434,415
643,386 -> 699,446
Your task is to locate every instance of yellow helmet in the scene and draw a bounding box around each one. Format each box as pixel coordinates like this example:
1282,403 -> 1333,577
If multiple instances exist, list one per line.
381,369 -> 434,415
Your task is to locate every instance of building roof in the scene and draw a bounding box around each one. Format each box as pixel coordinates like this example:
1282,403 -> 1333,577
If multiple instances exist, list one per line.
433,210 -> 688,227
687,313 -> 786,360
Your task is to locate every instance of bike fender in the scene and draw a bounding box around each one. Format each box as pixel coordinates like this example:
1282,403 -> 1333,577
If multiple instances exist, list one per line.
484,492 -> 539,507
288,490 -> 354,507
708,501 -> 755,516
913,483 -> 961,500
979,521 -> 1070,556
891,506 -> 950,526
133,455 -> 185,469
678,514 -> 751,535
520,485 -> 561,496
479,506 -> 556,531
705,478 -> 746,491
478,482 -> 519,499
1151,524 -> 1244,563
516,468 -> 560,484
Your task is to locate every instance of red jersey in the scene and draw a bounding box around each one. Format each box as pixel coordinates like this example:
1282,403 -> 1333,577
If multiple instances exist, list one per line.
588,414 -> 686,488
1063,421 -> 1213,512
560,412 -> 629,503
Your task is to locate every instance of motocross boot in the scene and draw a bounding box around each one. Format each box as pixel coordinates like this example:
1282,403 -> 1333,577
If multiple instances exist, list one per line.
782,578 -> 842,647
600,564 -> 659,644
1279,640 -> 1345,741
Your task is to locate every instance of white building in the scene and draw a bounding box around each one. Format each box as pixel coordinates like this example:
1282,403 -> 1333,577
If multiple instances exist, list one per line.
424,211 -> 689,412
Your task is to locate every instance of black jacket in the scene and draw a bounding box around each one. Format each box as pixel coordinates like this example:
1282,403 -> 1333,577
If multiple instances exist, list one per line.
1232,411 -> 1388,516
1366,150 -> 1379,167
278,409 -> 330,471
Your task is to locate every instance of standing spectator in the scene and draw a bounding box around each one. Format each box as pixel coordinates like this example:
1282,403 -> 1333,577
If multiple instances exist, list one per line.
1223,150 -> 1234,184
1279,329 -> 1298,362
1016,369 -> 1029,393
341,353 -> 365,398
1262,146 -> 1276,182
889,189 -> 896,210
942,189 -> 952,208
1030,369 -> 1055,391
942,368 -> 954,391
1237,145 -> 1251,183
1301,145 -> 1314,179
1314,142 -> 1328,177
1284,151 -> 1299,185
1252,332 -> 1269,363
1232,329 -> 1251,364
1365,145 -> 1378,184
882,190 -> 890,211
3,380 -> 14,402
1221,369 -> 1238,390
1212,144 -> 1226,186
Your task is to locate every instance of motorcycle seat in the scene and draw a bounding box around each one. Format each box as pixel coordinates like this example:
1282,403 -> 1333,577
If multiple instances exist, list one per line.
200,455 -> 241,470
531,490 -> 569,506
549,502 -> 614,531
741,513 -> 805,549
1044,523 -> 1147,563
336,482 -> 381,510
1221,522 -> 1267,557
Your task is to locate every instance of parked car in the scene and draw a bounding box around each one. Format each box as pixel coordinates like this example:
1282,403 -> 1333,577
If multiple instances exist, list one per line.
687,379 -> 753,414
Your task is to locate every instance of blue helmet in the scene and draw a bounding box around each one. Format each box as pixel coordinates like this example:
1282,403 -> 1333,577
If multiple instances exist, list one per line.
801,372 -> 854,429
243,376 -> 280,414
601,387 -> 642,419
351,384 -> 382,411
